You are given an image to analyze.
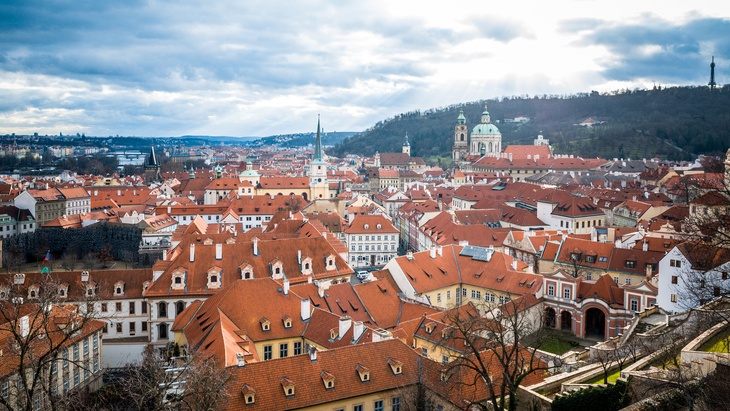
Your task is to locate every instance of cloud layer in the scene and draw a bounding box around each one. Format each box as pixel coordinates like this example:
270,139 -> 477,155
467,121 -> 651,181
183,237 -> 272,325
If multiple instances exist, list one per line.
0,1 -> 728,136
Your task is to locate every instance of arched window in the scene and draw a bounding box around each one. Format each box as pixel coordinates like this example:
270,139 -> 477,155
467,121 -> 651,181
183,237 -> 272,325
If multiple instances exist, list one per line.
158,323 -> 168,340
158,302 -> 168,318
176,301 -> 186,315
460,133 -> 465,141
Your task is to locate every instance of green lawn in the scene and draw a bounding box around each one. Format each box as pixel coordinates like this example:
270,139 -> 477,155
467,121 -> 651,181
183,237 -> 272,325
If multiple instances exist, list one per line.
539,336 -> 579,355
586,368 -> 622,384
699,327 -> 730,353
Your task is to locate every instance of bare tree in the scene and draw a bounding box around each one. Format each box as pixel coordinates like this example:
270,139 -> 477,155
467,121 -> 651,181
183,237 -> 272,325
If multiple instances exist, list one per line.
434,298 -> 553,411
0,275 -> 105,411
93,345 -> 229,411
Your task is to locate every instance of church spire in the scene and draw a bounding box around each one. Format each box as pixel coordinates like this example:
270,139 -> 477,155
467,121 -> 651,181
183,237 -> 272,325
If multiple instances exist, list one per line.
314,114 -> 323,161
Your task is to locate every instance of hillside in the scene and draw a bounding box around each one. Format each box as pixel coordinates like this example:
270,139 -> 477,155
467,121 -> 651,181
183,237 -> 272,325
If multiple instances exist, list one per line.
246,131 -> 356,149
330,85 -> 730,163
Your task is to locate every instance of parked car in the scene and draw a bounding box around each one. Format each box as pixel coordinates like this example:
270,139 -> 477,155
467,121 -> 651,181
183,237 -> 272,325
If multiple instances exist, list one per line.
356,270 -> 369,280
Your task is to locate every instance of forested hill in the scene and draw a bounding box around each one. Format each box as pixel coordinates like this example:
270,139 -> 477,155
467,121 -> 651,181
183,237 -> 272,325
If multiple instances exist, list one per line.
330,85 -> 730,163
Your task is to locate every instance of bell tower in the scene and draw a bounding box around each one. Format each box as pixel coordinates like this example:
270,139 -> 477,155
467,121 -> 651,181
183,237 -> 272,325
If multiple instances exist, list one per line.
452,109 -> 468,162
309,115 -> 329,200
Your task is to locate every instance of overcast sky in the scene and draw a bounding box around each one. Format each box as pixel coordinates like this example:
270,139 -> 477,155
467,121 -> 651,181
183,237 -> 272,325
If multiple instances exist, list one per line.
1,1 -> 728,137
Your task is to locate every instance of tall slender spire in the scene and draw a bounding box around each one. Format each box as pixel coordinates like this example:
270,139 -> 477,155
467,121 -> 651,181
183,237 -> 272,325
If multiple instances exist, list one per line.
314,114 -> 323,161
709,56 -> 717,90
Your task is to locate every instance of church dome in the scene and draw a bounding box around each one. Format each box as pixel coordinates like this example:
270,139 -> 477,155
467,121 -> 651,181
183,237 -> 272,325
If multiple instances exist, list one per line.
471,123 -> 501,135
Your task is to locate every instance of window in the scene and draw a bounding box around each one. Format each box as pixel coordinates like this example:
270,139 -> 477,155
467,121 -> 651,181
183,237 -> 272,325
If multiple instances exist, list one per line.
130,322 -> 136,334
625,278 -> 631,285
446,290 -> 451,300
442,355 -> 449,365
437,293 -> 441,303
723,272 -> 729,280
614,277 -> 619,284
547,284 -> 555,296
422,347 -> 428,357
93,334 -> 98,350
176,301 -> 186,315
354,405 -> 363,411
101,303 -> 108,312
1,381 -> 8,398
116,323 -> 122,333
73,344 -> 79,360
671,276 -> 678,284
293,341 -> 302,356
563,287 -> 571,299
280,343 -> 288,358
392,397 -> 401,411
462,288 -> 467,297
714,287 -> 721,297
74,369 -> 79,386
670,259 -> 682,268
374,400 -> 384,411
264,345 -> 272,360
630,298 -> 639,311
158,302 -> 167,318
94,357 -> 99,372
84,339 -> 89,356
116,302 -> 122,312
485,293 -> 495,302
129,302 -> 135,314
142,322 -> 148,332
141,303 -> 147,314
671,294 -> 677,303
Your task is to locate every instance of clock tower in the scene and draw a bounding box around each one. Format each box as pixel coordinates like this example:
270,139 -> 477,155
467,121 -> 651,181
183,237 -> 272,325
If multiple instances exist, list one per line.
452,109 -> 469,162
309,115 -> 329,200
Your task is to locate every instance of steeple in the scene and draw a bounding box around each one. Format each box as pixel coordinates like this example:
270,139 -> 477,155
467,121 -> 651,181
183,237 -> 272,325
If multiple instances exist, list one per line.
709,56 -> 717,90
314,114 -> 323,162
402,132 -> 411,156
457,109 -> 466,125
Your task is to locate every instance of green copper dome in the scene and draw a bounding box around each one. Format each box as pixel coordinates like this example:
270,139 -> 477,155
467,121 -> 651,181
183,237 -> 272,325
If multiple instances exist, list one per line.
472,123 -> 501,135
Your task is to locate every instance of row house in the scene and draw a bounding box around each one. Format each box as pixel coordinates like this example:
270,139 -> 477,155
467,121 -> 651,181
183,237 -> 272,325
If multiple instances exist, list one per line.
0,206 -> 35,239
0,269 -> 155,367
657,242 -> 730,313
344,215 -> 399,268
14,187 -> 91,226
394,200 -> 441,252
536,191 -> 605,235
612,199 -> 670,228
144,235 -> 354,346
541,270 -> 657,340
0,304 -> 105,410
539,236 -> 665,286
385,245 -> 542,315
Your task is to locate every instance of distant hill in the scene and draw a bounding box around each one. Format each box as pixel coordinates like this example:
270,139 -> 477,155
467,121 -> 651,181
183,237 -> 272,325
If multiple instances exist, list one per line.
330,85 -> 730,163
246,131 -> 357,149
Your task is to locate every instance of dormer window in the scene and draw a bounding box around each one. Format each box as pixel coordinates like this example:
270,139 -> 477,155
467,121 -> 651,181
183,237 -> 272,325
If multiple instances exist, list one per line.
425,322 -> 436,334
282,316 -> 292,329
280,377 -> 295,397
0,288 -> 8,300
114,281 -> 125,296
171,269 -> 186,290
301,257 -> 313,275
363,224 -> 369,230
241,384 -> 255,404
86,282 -> 96,297
325,255 -> 336,271
239,263 -> 254,280
388,358 -> 403,375
356,364 -> 371,382
58,284 -> 68,298
376,223 -> 382,229
320,371 -> 335,389
625,259 -> 636,269
207,267 -> 222,289
440,369 -> 451,382
330,328 -> 337,340
270,260 -> 284,279
142,281 -> 150,291
28,285 -> 39,299
569,249 -> 582,262
260,318 -> 271,332
585,254 -> 596,264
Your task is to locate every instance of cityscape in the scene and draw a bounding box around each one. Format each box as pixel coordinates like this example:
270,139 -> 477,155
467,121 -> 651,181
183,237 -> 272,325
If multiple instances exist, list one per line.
1,2 -> 730,411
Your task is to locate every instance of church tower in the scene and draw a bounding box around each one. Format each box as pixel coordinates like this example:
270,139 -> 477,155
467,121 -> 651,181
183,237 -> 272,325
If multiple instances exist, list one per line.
469,103 -> 501,157
309,115 -> 329,200
402,132 -> 411,156
452,109 -> 468,162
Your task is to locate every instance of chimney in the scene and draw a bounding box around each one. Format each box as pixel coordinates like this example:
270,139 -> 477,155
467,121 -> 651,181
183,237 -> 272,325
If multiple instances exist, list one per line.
646,263 -> 653,280
339,316 -> 352,339
80,271 -> 89,283
215,243 -> 222,260
509,153 -> 513,162
190,244 -> 195,262
117,189 -> 121,196
20,316 -> 30,337
308,346 -> 318,362
353,321 -> 365,341
642,241 -> 648,252
167,206 -> 171,214
283,279 -> 290,296
511,260 -> 518,270
430,247 -> 436,259
301,298 -> 311,321
253,237 -> 259,256
437,246 -> 443,257
297,249 -> 302,264
236,353 -> 246,367
406,251 -> 413,261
